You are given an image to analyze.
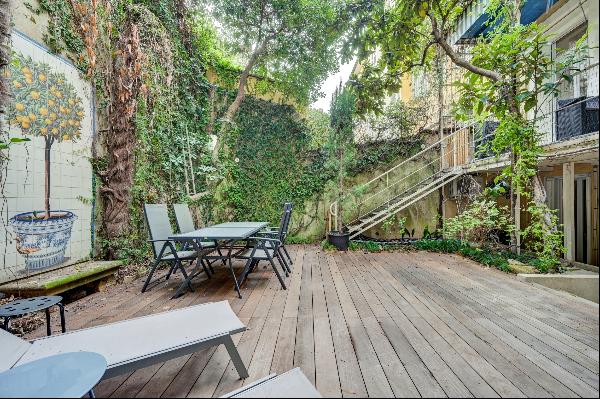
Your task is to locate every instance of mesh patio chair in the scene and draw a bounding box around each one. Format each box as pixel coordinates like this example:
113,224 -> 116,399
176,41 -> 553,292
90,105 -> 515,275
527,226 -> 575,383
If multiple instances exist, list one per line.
235,203 -> 293,290
142,204 -> 211,293
173,203 -> 226,267
258,202 -> 293,269
236,235 -> 288,290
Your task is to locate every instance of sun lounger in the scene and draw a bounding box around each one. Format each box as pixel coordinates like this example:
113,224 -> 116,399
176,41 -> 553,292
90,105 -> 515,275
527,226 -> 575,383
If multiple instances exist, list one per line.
221,368 -> 321,398
0,301 -> 249,380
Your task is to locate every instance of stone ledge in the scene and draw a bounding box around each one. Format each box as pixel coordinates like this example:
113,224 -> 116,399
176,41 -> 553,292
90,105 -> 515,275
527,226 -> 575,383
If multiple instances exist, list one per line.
0,260 -> 123,297
518,273 -> 599,304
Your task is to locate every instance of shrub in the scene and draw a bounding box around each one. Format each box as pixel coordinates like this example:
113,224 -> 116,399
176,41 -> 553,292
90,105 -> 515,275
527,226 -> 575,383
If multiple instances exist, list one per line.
413,238 -> 559,273
443,197 -> 511,245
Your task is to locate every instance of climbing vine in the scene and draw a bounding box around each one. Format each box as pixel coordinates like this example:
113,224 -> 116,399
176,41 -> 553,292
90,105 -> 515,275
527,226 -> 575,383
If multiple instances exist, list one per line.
22,0 -> 425,264
218,96 -> 333,230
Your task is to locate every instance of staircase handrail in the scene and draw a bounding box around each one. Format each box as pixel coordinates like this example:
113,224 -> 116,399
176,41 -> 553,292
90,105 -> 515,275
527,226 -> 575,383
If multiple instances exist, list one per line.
328,122 -> 476,230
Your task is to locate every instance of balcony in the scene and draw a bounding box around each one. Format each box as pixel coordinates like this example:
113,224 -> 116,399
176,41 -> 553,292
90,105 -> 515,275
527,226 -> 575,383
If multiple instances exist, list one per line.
555,96 -> 599,141
451,0 -> 559,44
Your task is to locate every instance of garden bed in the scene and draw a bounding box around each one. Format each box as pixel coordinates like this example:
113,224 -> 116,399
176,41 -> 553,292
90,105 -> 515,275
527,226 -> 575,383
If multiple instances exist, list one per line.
335,238 -> 564,274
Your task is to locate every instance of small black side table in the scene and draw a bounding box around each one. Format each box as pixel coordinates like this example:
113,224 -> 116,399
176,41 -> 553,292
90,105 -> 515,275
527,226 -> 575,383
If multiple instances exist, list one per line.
0,295 -> 66,336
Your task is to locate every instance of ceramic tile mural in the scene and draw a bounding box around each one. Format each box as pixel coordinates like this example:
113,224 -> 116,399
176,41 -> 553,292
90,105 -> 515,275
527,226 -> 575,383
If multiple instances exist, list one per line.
0,31 -> 94,284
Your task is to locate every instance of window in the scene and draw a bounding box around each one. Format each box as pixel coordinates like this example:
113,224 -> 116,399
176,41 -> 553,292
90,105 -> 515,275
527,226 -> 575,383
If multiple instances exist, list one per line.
555,23 -> 589,101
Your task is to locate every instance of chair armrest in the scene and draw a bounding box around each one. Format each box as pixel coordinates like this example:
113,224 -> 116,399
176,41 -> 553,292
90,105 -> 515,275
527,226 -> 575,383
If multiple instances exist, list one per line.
249,237 -> 282,245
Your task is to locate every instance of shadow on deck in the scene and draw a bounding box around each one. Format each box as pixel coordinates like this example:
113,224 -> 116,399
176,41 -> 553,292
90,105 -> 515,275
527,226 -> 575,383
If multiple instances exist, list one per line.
26,245 -> 600,398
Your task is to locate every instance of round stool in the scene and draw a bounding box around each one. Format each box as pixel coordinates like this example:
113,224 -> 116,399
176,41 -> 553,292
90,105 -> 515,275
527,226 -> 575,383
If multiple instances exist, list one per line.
0,296 -> 66,336
0,351 -> 107,398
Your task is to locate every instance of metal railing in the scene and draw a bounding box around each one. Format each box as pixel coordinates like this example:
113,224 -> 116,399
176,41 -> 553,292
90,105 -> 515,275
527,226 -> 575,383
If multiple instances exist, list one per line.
328,123 -> 476,232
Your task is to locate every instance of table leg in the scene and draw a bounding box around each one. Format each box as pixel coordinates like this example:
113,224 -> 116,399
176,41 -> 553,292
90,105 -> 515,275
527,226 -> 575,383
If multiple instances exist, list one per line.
2,316 -> 10,332
57,303 -> 66,333
88,389 -> 96,398
45,308 -> 52,336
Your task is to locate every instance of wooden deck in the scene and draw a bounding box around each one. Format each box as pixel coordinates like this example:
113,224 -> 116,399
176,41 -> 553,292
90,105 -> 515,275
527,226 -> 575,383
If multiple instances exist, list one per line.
27,245 -> 599,398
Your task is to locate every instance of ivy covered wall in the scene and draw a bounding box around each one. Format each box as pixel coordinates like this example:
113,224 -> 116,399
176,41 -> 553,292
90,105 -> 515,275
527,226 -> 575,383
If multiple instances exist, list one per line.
6,0 -> 436,267
223,97 -> 331,230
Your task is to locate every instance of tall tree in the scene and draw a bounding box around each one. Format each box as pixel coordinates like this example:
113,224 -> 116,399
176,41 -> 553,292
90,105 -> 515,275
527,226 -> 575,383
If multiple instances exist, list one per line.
205,0 -> 345,160
329,83 -> 356,232
346,0 -> 587,259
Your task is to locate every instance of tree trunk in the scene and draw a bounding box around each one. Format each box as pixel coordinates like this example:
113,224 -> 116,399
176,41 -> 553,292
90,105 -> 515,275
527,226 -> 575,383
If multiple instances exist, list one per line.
44,137 -> 52,218
337,147 -> 345,232
211,39 -> 269,162
99,17 -> 143,259
436,45 -> 445,230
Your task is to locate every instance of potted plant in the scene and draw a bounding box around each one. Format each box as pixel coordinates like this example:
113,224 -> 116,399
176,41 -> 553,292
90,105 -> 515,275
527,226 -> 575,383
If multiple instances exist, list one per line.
7,53 -> 84,270
327,83 -> 355,250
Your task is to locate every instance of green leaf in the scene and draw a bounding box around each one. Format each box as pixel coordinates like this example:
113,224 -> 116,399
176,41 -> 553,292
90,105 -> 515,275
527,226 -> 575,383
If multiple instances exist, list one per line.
10,137 -> 31,143
524,97 -> 536,113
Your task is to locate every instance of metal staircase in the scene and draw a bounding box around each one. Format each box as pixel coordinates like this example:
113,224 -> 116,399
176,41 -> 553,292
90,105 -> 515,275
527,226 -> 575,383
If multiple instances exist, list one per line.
328,124 -> 476,239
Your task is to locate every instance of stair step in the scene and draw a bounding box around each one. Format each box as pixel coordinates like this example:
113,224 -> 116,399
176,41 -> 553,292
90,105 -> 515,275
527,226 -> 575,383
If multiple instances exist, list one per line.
344,170 -> 464,236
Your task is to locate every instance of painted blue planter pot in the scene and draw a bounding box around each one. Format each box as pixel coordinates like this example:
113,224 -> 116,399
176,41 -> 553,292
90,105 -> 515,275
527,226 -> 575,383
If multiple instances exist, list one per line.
9,211 -> 77,271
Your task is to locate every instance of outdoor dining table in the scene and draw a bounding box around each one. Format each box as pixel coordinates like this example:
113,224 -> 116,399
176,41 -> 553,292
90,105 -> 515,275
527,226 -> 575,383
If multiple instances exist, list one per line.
169,222 -> 268,299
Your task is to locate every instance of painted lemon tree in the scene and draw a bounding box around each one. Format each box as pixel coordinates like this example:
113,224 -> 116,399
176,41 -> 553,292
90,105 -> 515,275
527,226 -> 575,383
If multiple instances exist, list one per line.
7,53 -> 84,270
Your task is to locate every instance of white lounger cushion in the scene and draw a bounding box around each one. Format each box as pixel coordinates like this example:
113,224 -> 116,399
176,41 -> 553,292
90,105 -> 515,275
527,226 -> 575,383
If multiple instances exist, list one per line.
224,368 -> 322,398
0,328 -> 31,372
15,301 -> 245,370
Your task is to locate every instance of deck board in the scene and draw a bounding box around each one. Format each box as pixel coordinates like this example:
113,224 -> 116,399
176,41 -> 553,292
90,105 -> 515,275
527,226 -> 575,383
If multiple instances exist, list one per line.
25,245 -> 599,398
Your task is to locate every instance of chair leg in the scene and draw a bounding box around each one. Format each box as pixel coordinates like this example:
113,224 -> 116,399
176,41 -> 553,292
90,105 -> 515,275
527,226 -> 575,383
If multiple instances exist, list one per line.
165,260 -> 178,280
282,244 -> 293,265
267,254 -> 286,290
177,261 -> 195,293
208,259 -> 216,274
216,247 -> 227,266
227,259 -> 242,299
201,259 -> 212,279
223,335 -> 249,379
275,253 -> 289,277
277,248 -> 291,274
248,259 -> 259,274
142,258 -> 162,293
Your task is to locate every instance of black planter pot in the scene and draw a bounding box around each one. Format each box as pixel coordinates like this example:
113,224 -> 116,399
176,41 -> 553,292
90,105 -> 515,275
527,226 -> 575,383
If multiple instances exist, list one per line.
328,231 -> 350,251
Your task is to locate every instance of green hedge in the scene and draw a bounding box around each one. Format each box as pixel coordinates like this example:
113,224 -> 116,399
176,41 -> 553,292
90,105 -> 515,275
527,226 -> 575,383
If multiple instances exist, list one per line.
224,97 -> 332,227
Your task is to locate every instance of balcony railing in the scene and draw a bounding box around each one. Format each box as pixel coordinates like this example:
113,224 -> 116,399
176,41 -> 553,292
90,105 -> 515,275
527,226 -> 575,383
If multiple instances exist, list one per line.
554,96 -> 599,141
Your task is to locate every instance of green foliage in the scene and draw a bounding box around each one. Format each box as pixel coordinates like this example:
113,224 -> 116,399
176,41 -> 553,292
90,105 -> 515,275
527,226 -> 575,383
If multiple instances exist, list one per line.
522,203 -> 564,272
349,240 -> 383,252
304,108 -> 331,150
414,239 -> 511,272
346,0 -> 586,266
414,239 -> 558,273
321,238 -> 337,251
222,97 -> 332,229
444,195 -> 511,245
454,19 -> 586,264
207,0 -> 345,106
0,137 -> 30,150
344,0 -> 466,114
328,84 -> 356,230
348,239 -> 407,252
36,0 -> 86,66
